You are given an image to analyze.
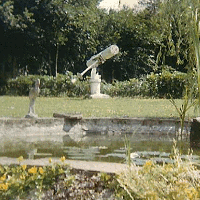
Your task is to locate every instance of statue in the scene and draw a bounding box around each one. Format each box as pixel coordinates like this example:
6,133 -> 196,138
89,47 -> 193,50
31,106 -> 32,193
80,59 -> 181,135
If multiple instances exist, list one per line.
72,45 -> 119,98
25,79 -> 40,118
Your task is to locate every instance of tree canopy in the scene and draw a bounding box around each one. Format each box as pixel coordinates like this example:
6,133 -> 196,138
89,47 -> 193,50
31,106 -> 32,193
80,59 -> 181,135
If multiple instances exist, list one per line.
0,0 -> 199,84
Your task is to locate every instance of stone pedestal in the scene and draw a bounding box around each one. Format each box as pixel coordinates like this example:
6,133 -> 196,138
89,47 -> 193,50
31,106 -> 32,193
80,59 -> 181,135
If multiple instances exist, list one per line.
90,77 -> 101,95
190,117 -> 200,148
90,68 -> 109,99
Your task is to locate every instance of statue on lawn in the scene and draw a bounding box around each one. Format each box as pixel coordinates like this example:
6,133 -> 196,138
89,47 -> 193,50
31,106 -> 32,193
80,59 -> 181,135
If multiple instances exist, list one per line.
25,79 -> 40,118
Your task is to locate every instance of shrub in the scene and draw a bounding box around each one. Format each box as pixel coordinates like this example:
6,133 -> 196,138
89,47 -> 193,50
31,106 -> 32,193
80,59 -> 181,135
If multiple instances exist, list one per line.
102,79 -> 144,97
0,157 -> 70,199
102,71 -> 186,98
0,157 -> 118,200
146,70 -> 186,98
4,74 -> 90,97
117,141 -> 200,200
5,75 -> 36,96
3,70 -> 187,98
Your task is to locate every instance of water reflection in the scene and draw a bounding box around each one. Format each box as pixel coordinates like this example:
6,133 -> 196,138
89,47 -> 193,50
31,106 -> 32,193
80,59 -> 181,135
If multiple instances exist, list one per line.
1,139 -> 200,166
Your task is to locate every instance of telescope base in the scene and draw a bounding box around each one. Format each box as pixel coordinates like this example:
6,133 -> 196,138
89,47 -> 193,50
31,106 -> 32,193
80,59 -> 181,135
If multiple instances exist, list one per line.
90,93 -> 110,99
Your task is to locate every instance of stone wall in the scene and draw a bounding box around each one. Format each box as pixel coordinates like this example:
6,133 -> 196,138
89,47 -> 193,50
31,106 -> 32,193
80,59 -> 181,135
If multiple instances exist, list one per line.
0,117 -> 190,148
0,117 -> 191,157
63,117 -> 190,143
0,118 -> 65,146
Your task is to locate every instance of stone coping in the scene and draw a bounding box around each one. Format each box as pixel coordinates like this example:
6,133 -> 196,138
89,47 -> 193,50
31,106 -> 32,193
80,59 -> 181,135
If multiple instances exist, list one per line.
0,116 -> 185,120
0,117 -> 189,130
0,116 -> 189,123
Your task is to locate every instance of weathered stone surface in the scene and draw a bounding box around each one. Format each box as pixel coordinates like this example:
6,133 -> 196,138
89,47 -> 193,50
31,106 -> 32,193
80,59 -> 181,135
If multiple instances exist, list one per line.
53,113 -> 83,120
63,117 -> 190,143
0,157 -> 131,174
190,117 -> 200,148
0,117 -> 190,147
0,118 -> 65,148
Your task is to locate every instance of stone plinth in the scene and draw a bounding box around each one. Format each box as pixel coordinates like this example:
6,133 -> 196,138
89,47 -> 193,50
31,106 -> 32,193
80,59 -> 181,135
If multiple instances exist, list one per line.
90,78 -> 101,94
90,68 -> 109,99
190,117 -> 200,148
90,93 -> 110,99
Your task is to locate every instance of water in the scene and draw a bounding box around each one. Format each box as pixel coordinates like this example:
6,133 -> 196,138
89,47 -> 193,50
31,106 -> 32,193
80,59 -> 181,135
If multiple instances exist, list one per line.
1,136 -> 200,166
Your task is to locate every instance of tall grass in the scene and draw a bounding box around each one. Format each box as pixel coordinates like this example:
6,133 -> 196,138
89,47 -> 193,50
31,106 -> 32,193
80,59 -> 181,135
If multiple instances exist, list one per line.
169,88 -> 197,139
117,140 -> 200,199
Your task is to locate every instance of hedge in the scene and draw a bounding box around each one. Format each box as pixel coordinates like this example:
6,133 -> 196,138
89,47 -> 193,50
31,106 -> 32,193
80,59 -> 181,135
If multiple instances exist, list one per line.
4,73 -> 90,97
3,71 -> 187,98
102,71 -> 187,98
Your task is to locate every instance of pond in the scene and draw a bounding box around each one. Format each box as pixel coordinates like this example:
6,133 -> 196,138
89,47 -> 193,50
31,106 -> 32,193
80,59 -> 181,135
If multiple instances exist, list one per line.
1,135 -> 200,166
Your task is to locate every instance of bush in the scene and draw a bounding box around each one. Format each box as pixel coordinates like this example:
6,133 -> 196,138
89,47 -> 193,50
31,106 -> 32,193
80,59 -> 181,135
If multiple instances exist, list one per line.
117,141 -> 200,200
102,78 -> 146,97
4,74 -> 90,97
5,76 -> 36,96
146,70 -> 187,98
0,157 -> 69,199
102,71 -> 186,98
3,70 -> 187,98
0,157 -> 118,200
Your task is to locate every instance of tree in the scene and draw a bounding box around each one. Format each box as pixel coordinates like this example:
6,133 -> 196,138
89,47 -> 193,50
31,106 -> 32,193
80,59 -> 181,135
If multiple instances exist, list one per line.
96,7 -> 157,81
3,0 -> 198,85
0,0 -> 36,83
150,0 -> 194,73
0,0 -> 103,80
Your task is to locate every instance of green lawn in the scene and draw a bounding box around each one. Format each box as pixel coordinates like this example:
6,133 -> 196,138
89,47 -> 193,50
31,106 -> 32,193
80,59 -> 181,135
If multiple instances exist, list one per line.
0,96 -> 198,118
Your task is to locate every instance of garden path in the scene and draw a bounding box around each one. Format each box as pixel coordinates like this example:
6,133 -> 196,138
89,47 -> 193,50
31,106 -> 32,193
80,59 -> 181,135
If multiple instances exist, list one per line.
0,157 -> 133,174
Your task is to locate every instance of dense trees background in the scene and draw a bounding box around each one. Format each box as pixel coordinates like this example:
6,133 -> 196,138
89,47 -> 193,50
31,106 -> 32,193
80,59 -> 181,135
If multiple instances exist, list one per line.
0,0 -> 199,86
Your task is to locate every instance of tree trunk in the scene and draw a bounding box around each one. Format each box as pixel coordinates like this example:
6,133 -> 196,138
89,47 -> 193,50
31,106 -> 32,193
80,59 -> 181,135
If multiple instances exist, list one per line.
49,54 -> 52,76
12,57 -> 17,78
55,43 -> 59,77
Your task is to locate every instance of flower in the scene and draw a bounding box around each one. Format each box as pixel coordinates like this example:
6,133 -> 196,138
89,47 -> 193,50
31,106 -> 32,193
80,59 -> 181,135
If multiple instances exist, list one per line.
143,160 -> 154,173
49,157 -> 52,164
186,187 -> 198,200
22,165 -> 27,171
20,175 -> 25,180
143,160 -> 153,169
39,167 -> 44,174
17,156 -> 24,163
0,183 -> 8,190
28,166 -> 37,174
0,174 -> 6,181
60,156 -> 66,162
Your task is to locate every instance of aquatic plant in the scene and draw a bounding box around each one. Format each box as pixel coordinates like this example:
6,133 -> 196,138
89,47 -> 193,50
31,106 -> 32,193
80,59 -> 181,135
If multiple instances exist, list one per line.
169,87 -> 197,139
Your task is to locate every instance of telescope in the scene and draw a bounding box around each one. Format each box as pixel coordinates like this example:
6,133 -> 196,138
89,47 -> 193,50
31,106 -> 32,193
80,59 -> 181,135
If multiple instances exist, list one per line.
72,45 -> 119,82
86,45 -> 119,68
71,45 -> 119,98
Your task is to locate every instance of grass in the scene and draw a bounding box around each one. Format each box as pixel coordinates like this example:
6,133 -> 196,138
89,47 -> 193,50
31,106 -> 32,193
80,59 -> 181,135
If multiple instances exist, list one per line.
0,96 -> 198,118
